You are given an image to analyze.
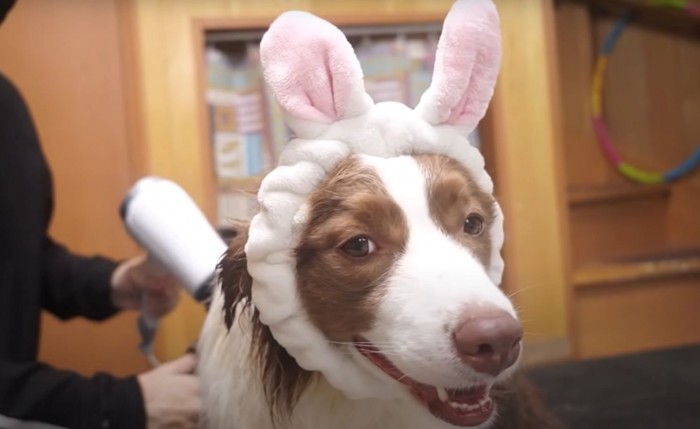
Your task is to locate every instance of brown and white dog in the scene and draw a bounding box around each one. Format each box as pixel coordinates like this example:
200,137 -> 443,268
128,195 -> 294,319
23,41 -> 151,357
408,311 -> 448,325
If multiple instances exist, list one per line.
197,1 -> 561,428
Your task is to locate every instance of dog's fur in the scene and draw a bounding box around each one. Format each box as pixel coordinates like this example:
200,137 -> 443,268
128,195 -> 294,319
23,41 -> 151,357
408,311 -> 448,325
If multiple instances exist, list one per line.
197,2 -> 563,427
198,154 -> 562,429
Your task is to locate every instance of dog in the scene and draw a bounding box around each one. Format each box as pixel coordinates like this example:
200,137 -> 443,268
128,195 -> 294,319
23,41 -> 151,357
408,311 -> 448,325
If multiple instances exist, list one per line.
197,1 -> 562,428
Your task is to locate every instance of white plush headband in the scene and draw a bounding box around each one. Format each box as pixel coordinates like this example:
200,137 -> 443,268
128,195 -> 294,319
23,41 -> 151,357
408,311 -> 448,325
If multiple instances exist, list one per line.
245,0 -> 503,399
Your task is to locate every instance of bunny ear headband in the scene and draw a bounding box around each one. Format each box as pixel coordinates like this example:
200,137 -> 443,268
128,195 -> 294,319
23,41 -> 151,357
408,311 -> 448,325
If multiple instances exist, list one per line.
244,0 -> 503,399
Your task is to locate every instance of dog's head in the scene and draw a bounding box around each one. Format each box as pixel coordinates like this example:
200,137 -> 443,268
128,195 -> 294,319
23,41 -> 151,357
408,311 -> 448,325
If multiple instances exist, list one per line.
221,1 -> 521,427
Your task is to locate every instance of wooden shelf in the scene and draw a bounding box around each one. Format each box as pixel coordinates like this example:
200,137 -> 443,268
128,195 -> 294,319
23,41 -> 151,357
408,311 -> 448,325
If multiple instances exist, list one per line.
555,0 -> 700,359
570,0 -> 700,35
572,248 -> 700,289
568,183 -> 672,206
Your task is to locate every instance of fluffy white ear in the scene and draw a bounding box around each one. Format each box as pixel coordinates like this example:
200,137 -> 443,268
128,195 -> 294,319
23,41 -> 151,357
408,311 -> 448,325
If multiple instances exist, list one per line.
415,0 -> 501,134
260,11 -> 373,138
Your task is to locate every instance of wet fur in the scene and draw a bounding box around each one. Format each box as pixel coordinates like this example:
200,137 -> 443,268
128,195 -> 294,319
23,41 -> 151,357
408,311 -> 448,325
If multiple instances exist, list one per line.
219,221 -> 314,420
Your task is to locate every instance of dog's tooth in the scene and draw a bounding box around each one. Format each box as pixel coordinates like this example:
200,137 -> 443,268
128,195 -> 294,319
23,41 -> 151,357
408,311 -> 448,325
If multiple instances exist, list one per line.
448,401 -> 480,411
448,400 -> 482,411
478,396 -> 491,407
437,387 -> 448,402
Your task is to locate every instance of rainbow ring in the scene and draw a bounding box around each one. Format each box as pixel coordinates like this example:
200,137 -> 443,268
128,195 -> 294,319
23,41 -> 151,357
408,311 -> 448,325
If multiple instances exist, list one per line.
591,1 -> 700,184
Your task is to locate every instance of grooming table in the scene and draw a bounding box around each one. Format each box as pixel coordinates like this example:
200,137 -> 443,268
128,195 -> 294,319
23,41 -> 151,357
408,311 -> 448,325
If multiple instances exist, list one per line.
526,344 -> 700,429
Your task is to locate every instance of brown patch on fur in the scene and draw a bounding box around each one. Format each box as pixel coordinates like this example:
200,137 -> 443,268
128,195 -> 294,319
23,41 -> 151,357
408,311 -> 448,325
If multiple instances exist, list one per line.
217,220 -> 313,423
414,153 -> 497,268
217,156 -> 409,422
491,374 -> 566,428
295,156 -> 409,341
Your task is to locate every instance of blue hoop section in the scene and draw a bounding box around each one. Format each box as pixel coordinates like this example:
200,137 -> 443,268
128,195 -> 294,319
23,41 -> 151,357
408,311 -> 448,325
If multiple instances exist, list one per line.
593,11 -> 700,184
664,147 -> 700,181
602,14 -> 632,55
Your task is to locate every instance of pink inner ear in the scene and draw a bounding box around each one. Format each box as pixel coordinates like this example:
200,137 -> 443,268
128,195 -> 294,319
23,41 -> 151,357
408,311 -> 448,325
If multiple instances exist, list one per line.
419,0 -> 501,129
260,11 -> 367,124
446,77 -> 476,126
446,29 -> 499,126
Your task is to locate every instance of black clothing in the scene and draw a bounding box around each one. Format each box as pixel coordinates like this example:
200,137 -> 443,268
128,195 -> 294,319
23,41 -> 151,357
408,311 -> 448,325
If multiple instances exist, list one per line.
0,72 -> 146,428
0,0 -> 16,26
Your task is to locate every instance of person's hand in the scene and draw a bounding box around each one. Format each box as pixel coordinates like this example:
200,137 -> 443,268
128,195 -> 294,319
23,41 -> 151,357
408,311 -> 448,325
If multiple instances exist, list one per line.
138,353 -> 201,429
111,255 -> 180,318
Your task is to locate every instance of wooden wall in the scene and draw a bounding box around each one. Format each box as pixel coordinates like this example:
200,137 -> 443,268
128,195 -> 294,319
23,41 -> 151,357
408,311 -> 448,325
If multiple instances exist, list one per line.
490,0 -> 572,362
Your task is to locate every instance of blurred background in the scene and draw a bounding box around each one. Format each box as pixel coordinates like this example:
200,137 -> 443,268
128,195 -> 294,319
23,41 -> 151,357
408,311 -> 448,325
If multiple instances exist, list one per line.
0,0 -> 698,426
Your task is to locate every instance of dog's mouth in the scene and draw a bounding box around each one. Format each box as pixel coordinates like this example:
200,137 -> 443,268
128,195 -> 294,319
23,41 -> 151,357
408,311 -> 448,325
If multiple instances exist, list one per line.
354,337 -> 494,427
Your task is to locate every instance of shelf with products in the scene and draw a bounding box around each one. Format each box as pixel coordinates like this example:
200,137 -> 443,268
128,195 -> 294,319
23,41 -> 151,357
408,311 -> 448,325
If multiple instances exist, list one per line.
196,16 -> 492,228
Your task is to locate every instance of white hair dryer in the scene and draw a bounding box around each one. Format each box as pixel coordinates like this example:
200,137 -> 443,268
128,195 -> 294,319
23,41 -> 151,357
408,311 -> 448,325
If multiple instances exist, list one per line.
120,176 -> 228,364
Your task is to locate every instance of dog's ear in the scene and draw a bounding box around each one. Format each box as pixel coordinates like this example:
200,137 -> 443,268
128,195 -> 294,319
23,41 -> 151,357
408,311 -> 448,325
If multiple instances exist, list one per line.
260,11 -> 373,138
217,220 -> 314,420
219,220 -> 253,330
415,0 -> 501,134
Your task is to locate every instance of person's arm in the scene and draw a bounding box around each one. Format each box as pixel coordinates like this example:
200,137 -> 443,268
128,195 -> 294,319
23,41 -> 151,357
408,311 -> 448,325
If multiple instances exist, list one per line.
40,237 -> 121,321
0,359 -> 145,429
41,238 -> 181,322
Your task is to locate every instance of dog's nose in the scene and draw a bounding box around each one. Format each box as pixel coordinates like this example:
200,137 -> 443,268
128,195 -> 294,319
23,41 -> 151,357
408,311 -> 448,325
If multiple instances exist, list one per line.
452,307 -> 522,376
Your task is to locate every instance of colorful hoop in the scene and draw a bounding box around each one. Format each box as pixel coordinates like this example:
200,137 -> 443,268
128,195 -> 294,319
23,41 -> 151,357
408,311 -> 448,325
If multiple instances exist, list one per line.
591,1 -> 700,184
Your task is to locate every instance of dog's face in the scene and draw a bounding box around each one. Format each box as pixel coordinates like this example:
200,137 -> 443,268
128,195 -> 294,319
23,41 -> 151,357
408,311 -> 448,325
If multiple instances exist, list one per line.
227,1 -> 510,426
293,152 -> 521,427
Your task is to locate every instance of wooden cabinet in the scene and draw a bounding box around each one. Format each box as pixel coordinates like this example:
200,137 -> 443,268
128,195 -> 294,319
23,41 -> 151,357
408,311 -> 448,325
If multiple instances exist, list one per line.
553,0 -> 700,358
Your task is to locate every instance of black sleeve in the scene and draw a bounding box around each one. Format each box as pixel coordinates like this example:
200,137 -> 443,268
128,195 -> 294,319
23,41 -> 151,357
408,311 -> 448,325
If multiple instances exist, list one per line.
41,237 -> 121,321
0,359 -> 146,429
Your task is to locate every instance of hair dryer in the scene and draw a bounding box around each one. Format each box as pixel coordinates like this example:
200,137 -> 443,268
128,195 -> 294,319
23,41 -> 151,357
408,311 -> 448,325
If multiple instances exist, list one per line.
121,176 -> 227,301
120,176 -> 228,364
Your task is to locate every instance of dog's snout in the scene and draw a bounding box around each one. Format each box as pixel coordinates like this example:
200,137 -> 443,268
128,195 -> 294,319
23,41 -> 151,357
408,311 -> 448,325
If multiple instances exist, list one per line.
452,307 -> 522,376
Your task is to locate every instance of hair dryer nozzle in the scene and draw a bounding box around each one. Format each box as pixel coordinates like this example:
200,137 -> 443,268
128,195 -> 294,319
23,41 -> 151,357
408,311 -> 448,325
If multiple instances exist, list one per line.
121,177 -> 227,301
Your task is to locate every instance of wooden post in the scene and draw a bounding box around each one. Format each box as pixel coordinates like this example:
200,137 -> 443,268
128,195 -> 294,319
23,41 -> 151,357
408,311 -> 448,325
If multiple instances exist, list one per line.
491,0 -> 572,363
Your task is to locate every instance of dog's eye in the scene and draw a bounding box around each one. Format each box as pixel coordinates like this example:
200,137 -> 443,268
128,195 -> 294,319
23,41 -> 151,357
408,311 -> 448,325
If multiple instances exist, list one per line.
340,236 -> 376,258
463,214 -> 484,236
